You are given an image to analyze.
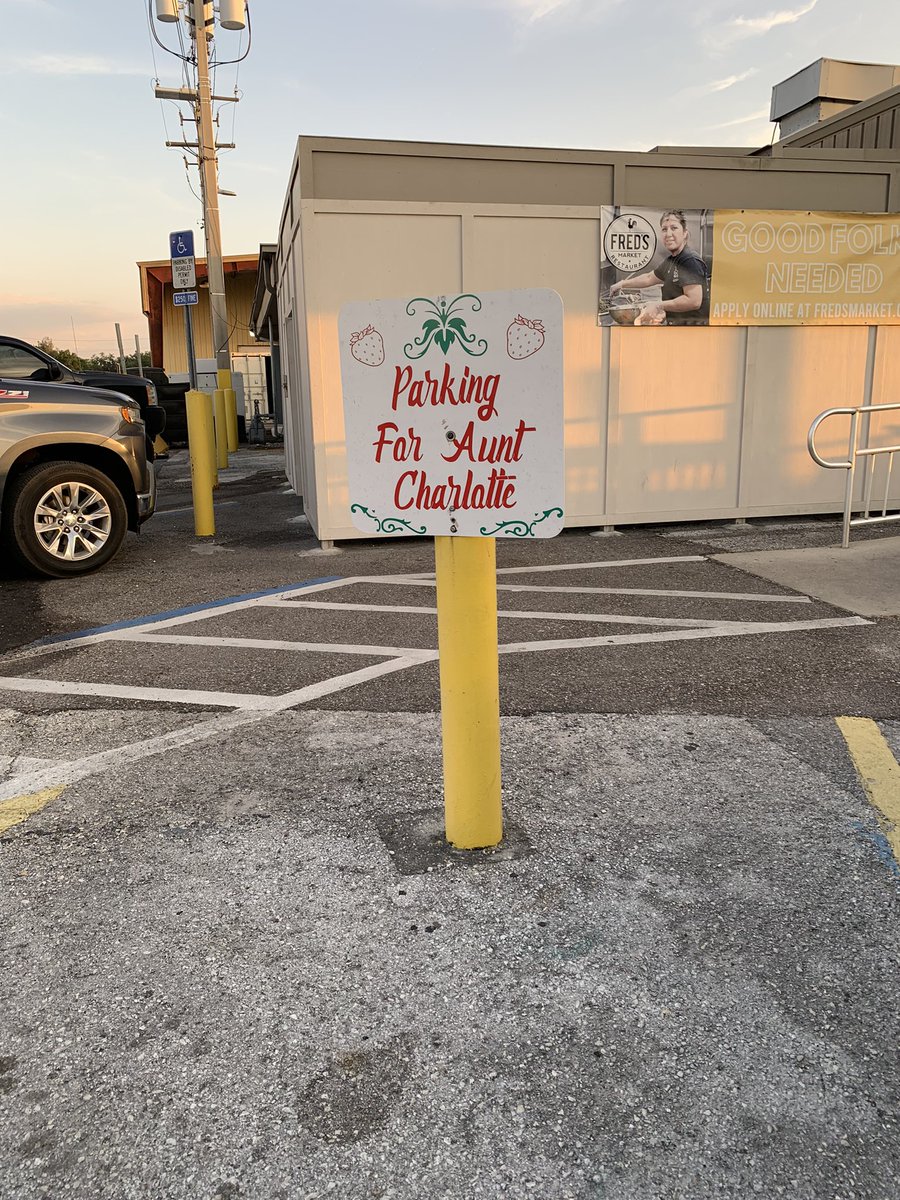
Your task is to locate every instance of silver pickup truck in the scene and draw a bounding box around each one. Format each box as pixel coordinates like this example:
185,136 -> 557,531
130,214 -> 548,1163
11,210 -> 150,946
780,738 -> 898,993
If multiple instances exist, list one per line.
0,379 -> 156,577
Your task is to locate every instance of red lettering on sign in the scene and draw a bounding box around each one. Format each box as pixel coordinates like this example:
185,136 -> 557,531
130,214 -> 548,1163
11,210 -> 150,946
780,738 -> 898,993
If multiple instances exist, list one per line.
392,467 -> 518,512
389,363 -> 501,420
442,418 -> 535,465
373,422 -> 422,463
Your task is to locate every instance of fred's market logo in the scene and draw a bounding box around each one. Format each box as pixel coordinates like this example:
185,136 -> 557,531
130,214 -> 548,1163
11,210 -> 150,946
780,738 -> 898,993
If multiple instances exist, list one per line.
604,213 -> 657,272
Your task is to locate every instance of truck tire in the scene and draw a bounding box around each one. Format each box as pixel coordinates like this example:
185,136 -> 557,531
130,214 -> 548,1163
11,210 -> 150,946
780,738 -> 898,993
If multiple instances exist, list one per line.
5,461 -> 129,578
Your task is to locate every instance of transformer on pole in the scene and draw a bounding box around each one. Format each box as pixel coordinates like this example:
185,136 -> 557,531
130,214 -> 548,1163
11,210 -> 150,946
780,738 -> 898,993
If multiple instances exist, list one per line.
153,1 -> 250,376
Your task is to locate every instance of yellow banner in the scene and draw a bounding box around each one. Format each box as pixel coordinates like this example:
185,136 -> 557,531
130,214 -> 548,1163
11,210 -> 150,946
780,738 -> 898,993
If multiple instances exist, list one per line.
711,210 -> 900,326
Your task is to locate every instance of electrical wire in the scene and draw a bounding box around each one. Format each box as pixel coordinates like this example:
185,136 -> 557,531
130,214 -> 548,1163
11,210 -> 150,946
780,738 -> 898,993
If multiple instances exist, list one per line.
184,158 -> 204,203
143,1 -> 197,161
209,1 -> 252,66
228,87 -> 243,152
143,1 -> 174,144
146,0 -> 191,63
177,18 -> 194,92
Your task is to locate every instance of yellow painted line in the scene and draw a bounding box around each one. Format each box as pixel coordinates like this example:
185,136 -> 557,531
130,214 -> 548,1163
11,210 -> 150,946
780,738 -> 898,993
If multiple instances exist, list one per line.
837,717 -> 900,863
0,786 -> 66,835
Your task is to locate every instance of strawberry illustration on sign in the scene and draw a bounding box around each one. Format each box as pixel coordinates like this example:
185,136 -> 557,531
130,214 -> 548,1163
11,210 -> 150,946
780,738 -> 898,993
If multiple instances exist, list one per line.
350,324 -> 385,367
506,314 -> 545,360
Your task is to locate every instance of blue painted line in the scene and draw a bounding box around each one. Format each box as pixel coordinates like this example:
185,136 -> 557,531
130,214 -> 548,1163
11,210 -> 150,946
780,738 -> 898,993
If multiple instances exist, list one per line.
32,577 -> 344,647
850,818 -> 900,880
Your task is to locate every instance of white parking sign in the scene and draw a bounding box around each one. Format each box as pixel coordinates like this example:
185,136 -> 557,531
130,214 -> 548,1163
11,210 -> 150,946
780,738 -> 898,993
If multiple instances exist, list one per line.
339,288 -> 564,538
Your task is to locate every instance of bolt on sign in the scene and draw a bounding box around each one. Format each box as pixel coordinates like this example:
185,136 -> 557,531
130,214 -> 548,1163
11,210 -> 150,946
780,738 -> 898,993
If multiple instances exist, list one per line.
339,289 -> 564,538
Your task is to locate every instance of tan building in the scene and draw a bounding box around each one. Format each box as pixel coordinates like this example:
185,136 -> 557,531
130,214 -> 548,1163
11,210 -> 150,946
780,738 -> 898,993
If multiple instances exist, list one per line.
137,252 -> 266,374
262,62 -> 900,542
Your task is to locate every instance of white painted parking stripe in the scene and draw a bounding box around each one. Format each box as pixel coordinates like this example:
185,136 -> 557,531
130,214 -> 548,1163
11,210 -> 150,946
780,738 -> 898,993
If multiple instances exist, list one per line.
0,676 -> 276,710
350,577 -> 810,604
268,598 -> 752,629
272,655 -> 437,708
395,555 -> 706,580
122,632 -> 436,660
497,555 -> 707,575
0,577 -> 357,666
499,615 -> 870,654
0,657 -> 436,804
0,709 -> 285,804
0,755 -> 66,776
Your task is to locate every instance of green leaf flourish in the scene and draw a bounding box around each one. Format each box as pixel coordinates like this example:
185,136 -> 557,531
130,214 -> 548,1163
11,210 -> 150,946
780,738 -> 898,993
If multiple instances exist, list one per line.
403,295 -> 488,360
479,508 -> 564,538
351,504 -> 427,536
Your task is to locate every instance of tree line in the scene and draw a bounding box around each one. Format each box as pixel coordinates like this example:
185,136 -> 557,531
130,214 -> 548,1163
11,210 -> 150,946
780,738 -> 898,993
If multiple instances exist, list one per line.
36,338 -> 152,374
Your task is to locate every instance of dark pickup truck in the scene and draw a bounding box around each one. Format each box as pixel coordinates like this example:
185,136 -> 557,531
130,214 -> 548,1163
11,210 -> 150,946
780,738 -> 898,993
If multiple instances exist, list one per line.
129,366 -> 189,443
0,336 -> 166,456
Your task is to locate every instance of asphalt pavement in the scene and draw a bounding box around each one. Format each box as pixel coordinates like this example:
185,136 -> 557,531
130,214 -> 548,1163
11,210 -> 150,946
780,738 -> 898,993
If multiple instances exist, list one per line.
0,447 -> 898,1200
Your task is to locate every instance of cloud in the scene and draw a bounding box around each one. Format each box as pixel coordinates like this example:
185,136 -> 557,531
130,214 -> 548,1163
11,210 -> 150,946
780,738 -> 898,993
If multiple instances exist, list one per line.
507,0 -> 577,22
725,0 -> 818,40
710,0 -> 820,49
709,106 -> 771,128
696,68 -> 759,95
427,0 -> 622,27
13,54 -> 147,77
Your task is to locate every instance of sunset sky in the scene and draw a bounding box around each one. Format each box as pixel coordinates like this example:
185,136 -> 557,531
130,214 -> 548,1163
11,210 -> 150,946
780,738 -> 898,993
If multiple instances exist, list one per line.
3,0 -> 899,356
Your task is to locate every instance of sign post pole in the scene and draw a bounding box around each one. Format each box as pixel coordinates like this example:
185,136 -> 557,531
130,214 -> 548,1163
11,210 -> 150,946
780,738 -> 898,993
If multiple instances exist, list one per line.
339,288 -> 563,853
434,535 -> 503,849
183,304 -> 198,391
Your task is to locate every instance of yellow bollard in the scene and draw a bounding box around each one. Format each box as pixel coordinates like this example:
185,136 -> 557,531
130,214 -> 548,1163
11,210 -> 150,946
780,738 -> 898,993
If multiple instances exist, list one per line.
213,389 -> 229,470
185,389 -> 215,537
225,389 -> 238,452
434,535 -> 503,849
218,369 -> 239,453
204,392 -> 218,488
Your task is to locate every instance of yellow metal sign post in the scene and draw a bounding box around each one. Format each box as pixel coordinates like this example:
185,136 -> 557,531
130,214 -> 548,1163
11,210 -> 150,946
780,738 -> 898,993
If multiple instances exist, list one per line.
435,535 -> 502,849
339,288 -> 563,854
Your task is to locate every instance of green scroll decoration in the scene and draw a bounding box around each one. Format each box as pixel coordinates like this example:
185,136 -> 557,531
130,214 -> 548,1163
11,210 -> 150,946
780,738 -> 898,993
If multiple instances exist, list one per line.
479,508 -> 564,538
351,504 -> 427,535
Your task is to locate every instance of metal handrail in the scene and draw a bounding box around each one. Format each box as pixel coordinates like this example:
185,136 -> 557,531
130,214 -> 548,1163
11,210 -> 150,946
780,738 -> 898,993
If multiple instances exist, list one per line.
807,401 -> 900,547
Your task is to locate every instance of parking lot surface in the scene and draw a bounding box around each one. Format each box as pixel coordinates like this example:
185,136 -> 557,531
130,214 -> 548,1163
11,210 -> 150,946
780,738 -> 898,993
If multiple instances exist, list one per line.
0,448 -> 898,1200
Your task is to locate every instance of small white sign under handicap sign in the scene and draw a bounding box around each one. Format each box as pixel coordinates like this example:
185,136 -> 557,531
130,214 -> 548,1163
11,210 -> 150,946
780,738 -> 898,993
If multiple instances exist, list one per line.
173,291 -> 199,306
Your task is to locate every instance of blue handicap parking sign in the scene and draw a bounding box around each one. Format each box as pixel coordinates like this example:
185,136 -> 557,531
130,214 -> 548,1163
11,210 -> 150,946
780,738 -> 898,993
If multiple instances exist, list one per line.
170,230 -> 195,259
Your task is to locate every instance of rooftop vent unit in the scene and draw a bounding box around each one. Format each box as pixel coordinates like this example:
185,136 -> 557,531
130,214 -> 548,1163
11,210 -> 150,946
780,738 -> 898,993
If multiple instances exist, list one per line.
771,58 -> 900,138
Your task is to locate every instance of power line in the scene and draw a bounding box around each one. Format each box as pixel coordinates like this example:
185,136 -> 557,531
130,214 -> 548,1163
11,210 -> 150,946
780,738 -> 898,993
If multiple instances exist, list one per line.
150,0 -> 249,372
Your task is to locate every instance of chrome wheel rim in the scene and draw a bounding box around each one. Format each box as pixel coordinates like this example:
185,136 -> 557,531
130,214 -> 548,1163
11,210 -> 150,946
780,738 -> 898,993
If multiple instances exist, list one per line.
33,482 -> 113,562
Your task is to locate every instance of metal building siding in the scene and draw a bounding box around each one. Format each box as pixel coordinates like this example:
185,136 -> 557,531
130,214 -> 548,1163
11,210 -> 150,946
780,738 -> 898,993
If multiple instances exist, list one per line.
276,136 -> 900,541
786,91 -> 900,152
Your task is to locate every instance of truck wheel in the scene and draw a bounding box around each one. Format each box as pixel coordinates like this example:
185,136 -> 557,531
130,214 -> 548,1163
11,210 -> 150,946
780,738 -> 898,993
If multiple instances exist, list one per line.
5,461 -> 128,578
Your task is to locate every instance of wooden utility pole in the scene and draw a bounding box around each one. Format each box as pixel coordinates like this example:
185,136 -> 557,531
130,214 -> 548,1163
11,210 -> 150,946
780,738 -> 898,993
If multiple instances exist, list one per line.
190,0 -> 231,374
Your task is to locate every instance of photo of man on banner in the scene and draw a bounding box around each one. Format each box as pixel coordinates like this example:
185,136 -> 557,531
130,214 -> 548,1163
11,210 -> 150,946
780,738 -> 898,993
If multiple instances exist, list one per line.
600,207 -> 713,327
